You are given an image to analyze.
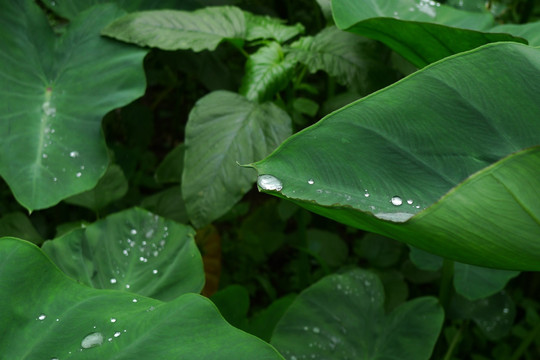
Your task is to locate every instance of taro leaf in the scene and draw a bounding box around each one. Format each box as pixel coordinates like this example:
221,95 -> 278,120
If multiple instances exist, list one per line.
491,21 -> 540,46
250,43 -> 540,270
41,0 -> 202,20
210,285 -> 250,330
306,228 -> 348,267
64,164 -> 128,212
409,245 -> 444,271
102,6 -> 246,52
0,1 -> 147,211
332,0 -> 525,68
271,269 -> 444,360
285,26 -> 372,90
155,144 -> 185,184
244,12 -> 305,43
248,294 -> 296,342
183,90 -> 291,228
42,207 -> 204,301
453,264 -> 519,301
0,237 -> 285,360
240,42 -> 296,102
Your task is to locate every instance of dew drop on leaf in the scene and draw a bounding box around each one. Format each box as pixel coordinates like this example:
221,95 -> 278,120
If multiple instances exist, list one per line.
391,196 -> 403,206
81,332 -> 103,349
257,175 -> 283,191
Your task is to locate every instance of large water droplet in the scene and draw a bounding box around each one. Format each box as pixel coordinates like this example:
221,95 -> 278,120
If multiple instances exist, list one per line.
257,175 -> 283,191
407,199 -> 413,205
110,278 -> 117,284
391,196 -> 403,206
81,332 -> 103,349
307,179 -> 314,185
113,331 -> 121,338
38,314 -> 46,321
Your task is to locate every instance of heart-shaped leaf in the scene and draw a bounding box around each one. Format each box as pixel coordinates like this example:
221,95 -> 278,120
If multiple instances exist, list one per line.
332,0 -> 526,67
250,43 -> 540,270
42,207 -> 204,301
271,269 -> 444,360
183,90 -> 291,228
0,1 -> 147,211
0,237 -> 284,359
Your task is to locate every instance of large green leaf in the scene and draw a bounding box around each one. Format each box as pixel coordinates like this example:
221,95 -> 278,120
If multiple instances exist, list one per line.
102,6 -> 247,52
183,91 -> 291,228
42,207 -> 203,301
331,0 -> 526,67
0,1 -> 147,211
244,12 -> 305,43
0,237 -> 285,359
250,43 -> 540,270
271,269 -> 444,360
240,42 -> 296,102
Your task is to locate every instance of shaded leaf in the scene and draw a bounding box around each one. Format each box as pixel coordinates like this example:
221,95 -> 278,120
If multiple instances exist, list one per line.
250,43 -> 540,270
332,0 -> 525,67
450,292 -> 516,340
140,186 -> 189,223
0,1 -> 147,210
453,264 -> 519,301
248,294 -> 296,342
0,212 -> 43,245
195,224 -> 222,297
155,144 -> 184,184
102,6 -> 246,51
491,21 -> 540,46
244,12 -> 305,43
210,285 -> 250,329
42,207 -> 203,301
183,91 -> 291,228
0,237 -> 285,359
286,26 -> 372,90
271,269 -> 444,360
240,42 -> 296,102
306,228 -> 348,267
65,164 -> 128,212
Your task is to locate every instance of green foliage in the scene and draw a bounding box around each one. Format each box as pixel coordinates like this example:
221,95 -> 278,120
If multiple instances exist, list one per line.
1,0 -> 539,358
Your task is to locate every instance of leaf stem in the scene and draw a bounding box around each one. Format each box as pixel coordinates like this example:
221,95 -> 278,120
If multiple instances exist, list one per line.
439,258 -> 454,310
509,318 -> 540,360
442,321 -> 467,360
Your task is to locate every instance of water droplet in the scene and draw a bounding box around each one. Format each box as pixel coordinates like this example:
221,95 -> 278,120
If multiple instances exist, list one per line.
307,179 -> 314,185
42,153 -> 48,159
130,229 -> 137,235
76,172 -> 82,178
125,284 -> 130,289
145,229 -> 154,238
132,298 -> 138,303
415,205 -> 421,209
391,196 -> 403,206
139,256 -> 148,263
69,151 -> 79,158
110,318 -> 117,323
38,314 -> 46,321
364,193 -> 370,197
407,199 -> 413,205
257,174 -> 283,191
152,269 -> 158,274
122,249 -> 129,256
81,332 -> 103,349
110,278 -> 117,284
53,177 -> 57,182
113,331 -> 121,338
313,327 -> 320,333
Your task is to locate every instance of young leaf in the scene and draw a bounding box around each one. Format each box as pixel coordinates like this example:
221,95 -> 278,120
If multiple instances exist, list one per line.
286,26 -> 373,91
244,12 -> 305,43
102,6 -> 246,51
250,43 -> 540,270
183,91 -> 292,228
42,207 -> 204,301
240,42 -> 296,102
332,0 -> 526,67
271,269 -> 444,360
0,238 -> 285,359
0,1 -> 147,211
